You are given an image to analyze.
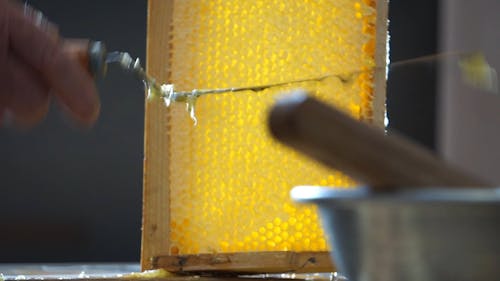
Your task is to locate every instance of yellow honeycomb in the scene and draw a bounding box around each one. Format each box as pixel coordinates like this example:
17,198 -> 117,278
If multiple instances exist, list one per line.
166,0 -> 381,255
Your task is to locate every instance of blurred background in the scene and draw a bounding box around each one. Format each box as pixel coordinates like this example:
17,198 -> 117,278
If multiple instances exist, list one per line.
0,1 -> 438,262
0,0 -> 146,262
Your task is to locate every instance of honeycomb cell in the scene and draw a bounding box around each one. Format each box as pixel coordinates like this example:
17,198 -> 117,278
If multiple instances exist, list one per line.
166,0 -> 380,255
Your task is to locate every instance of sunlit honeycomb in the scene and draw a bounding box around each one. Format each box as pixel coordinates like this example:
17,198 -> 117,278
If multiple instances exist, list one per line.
165,0 -> 381,255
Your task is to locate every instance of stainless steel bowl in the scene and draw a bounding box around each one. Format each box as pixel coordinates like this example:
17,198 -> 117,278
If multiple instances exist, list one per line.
291,186 -> 500,281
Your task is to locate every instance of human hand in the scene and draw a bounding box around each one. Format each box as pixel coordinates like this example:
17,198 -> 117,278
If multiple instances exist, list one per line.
0,0 -> 100,128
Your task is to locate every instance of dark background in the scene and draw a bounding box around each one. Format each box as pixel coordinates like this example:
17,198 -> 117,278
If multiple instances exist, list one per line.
0,1 -> 438,262
387,1 -> 439,150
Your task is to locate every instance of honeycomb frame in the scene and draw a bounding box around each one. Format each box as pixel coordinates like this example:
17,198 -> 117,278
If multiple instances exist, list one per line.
142,0 -> 388,272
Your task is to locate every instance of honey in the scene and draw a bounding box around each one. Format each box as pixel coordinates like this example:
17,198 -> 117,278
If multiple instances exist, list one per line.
156,0 -> 384,256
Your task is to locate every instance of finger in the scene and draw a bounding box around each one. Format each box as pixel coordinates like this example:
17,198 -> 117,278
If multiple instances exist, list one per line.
4,53 -> 50,128
22,3 -> 60,42
0,1 -> 9,104
63,39 -> 93,76
6,2 -> 100,126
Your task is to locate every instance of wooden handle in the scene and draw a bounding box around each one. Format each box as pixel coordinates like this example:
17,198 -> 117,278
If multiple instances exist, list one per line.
268,91 -> 490,190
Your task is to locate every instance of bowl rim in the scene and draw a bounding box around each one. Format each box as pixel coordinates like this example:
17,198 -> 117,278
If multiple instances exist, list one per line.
291,185 -> 500,204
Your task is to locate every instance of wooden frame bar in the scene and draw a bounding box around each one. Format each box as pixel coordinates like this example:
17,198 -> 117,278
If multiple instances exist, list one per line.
141,0 -> 174,271
153,251 -> 333,274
